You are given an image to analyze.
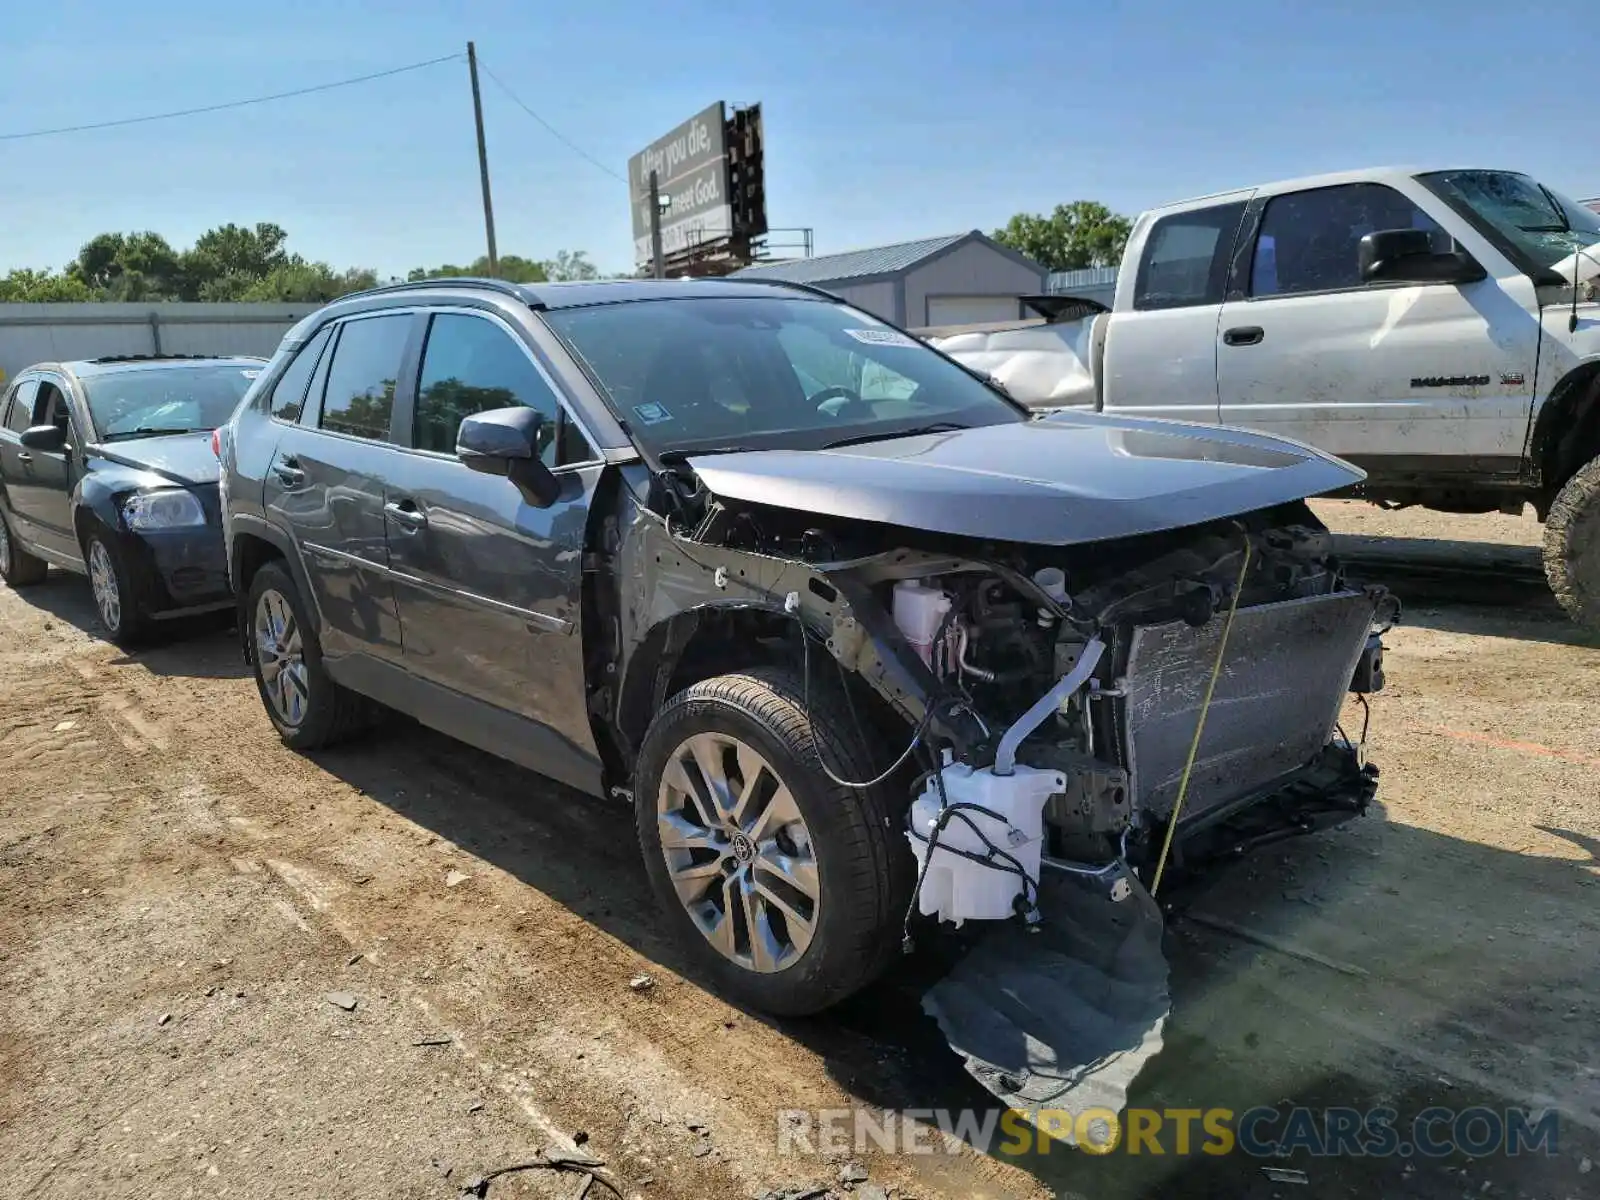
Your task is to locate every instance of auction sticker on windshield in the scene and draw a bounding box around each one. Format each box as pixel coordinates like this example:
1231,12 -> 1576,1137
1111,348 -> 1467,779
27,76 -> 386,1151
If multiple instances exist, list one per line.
844,329 -> 917,348
633,402 -> 674,425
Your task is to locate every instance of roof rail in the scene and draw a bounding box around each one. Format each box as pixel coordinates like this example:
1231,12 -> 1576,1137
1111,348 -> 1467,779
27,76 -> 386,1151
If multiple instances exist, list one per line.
336,276 -> 541,308
88,353 -> 247,364
715,276 -> 842,302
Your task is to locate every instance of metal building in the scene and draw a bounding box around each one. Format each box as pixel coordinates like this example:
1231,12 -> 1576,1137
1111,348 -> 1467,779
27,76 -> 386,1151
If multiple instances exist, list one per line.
734,231 -> 1046,329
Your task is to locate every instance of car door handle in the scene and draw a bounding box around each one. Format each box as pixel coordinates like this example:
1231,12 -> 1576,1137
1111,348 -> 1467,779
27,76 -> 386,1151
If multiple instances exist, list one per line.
15,451 -> 31,464
384,500 -> 428,531
1222,326 -> 1265,347
272,457 -> 305,486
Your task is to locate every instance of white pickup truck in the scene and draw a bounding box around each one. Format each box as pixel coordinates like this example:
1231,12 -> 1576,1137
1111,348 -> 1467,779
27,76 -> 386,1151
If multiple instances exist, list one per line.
932,167 -> 1600,627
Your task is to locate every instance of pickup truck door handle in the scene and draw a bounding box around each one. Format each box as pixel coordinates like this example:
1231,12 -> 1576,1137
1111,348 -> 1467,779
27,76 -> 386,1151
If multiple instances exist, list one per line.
1222,326 -> 1265,347
384,500 -> 428,531
272,457 -> 306,487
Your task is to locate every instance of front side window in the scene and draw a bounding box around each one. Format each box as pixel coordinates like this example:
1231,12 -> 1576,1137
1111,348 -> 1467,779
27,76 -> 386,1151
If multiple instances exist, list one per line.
4,380 -> 39,433
1251,184 -> 1447,298
1133,202 -> 1246,311
414,313 -> 589,465
543,297 -> 1022,456
82,364 -> 257,441
319,315 -> 411,441
1419,169 -> 1600,276
268,326 -> 332,422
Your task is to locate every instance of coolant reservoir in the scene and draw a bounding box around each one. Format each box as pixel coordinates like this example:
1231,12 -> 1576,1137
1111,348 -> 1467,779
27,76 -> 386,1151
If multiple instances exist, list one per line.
906,761 -> 1066,925
892,580 -> 952,669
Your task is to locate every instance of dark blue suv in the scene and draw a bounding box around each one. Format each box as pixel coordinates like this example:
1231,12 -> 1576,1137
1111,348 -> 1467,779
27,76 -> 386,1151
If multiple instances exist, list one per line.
217,276 -> 1386,1019
0,355 -> 260,643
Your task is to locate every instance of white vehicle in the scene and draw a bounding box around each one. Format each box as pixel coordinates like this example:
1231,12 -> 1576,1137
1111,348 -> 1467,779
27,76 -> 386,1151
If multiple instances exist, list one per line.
933,167 -> 1600,627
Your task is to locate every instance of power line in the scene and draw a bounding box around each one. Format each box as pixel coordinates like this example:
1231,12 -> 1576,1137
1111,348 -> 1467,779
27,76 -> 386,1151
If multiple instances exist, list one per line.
476,59 -> 626,184
0,53 -> 463,143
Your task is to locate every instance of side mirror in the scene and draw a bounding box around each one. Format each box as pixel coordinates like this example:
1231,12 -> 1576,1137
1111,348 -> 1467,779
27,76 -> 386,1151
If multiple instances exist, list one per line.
19,424 -> 67,452
1359,228 -> 1486,285
456,407 -> 561,508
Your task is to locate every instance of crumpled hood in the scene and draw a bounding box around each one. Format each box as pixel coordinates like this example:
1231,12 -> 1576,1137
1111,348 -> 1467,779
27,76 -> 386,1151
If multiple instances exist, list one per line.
89,431 -> 219,487
688,412 -> 1364,546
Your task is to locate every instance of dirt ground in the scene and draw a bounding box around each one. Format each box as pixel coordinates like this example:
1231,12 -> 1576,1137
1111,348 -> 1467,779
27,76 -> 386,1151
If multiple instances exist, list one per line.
2,498 -> 1598,1200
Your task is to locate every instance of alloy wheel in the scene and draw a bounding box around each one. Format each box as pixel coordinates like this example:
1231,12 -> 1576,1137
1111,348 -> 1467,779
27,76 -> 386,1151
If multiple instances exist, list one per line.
0,518 -> 11,576
656,732 -> 821,973
255,587 -> 310,728
87,540 -> 121,631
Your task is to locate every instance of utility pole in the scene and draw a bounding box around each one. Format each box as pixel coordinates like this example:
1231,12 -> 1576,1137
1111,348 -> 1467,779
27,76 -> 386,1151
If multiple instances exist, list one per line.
648,170 -> 665,279
466,41 -> 499,277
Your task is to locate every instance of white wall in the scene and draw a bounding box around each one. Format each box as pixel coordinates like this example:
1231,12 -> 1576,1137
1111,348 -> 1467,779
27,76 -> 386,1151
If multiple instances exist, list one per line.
0,303 -> 310,381
903,241 -> 1045,328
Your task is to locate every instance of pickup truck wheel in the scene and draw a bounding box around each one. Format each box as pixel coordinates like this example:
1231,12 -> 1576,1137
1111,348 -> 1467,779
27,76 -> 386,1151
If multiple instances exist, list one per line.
633,667 -> 911,1016
0,510 -> 49,587
1545,455 -> 1600,630
247,560 -> 370,749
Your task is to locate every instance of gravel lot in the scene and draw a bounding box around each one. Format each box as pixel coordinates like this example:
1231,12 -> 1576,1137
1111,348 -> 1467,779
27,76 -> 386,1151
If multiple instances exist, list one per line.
2,499 -> 1597,1199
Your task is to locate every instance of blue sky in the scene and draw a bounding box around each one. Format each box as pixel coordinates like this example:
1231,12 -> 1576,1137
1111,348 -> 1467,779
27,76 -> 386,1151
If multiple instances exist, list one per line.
2,0 -> 1595,277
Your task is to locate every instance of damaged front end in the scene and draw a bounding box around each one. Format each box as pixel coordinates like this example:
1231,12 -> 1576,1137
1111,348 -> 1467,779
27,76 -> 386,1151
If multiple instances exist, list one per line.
602,459 -> 1393,1140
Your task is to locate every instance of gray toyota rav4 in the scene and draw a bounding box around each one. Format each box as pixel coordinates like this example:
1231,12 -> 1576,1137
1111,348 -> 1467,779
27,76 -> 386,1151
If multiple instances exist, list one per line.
218,277 -> 1390,1061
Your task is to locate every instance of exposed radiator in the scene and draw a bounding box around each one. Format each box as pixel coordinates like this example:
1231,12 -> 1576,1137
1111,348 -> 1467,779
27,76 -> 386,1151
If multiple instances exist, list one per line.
1115,590 -> 1375,823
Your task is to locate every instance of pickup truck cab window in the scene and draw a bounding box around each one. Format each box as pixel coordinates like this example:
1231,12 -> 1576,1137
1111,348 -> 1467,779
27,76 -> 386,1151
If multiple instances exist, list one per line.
318,314 -> 411,442
1250,183 -> 1446,297
1132,202 -> 1246,311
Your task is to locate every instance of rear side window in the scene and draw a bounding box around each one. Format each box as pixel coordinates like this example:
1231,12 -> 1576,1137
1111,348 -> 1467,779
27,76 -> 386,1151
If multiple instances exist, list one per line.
268,326 -> 332,422
1250,183 -> 1447,297
413,313 -> 573,463
319,315 -> 411,441
1133,202 -> 1246,311
4,380 -> 39,433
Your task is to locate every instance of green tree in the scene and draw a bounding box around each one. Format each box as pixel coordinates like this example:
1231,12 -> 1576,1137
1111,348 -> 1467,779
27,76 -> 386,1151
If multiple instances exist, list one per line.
181,222 -> 289,293
992,201 -> 1133,271
67,230 -> 186,299
543,249 -> 599,281
406,254 -> 549,284
0,269 -> 95,302
235,258 -> 378,302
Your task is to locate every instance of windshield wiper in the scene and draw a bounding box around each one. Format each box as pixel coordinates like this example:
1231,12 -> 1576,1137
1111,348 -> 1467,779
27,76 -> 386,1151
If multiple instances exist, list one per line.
821,422 -> 968,450
102,426 -> 211,442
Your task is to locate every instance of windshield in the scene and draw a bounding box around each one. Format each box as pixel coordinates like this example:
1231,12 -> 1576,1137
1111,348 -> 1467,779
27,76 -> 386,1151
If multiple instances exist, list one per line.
83,364 -> 260,441
542,297 -> 1023,455
1418,169 -> 1600,275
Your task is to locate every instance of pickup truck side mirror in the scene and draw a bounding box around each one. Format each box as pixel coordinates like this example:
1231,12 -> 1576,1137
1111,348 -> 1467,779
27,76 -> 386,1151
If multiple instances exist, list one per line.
456,407 -> 561,508
19,424 -> 68,453
1359,228 -> 1486,286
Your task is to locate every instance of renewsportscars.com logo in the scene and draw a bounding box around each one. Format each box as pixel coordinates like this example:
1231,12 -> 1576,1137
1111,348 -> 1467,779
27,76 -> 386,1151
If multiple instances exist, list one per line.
777,1105 -> 1560,1158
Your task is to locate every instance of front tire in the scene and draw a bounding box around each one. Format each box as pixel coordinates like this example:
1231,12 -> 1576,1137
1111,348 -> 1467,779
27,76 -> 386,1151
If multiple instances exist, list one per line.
1545,455 -> 1600,631
633,667 -> 912,1016
84,531 -> 151,647
0,508 -> 49,587
246,560 -> 369,749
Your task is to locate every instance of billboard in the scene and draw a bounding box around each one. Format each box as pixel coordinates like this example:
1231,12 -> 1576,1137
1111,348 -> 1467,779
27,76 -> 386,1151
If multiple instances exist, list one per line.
628,102 -> 731,269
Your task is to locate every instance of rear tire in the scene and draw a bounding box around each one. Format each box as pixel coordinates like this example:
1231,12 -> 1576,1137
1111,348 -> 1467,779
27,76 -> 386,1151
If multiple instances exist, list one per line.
633,667 -> 913,1016
1544,455 -> 1600,631
0,508 -> 48,587
246,559 -> 370,749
